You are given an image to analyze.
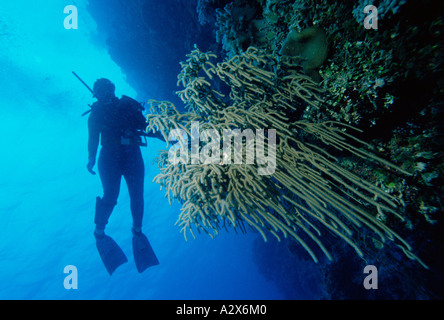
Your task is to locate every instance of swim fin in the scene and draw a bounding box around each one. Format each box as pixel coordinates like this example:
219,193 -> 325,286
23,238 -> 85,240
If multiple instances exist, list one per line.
95,233 -> 128,275
132,230 -> 159,273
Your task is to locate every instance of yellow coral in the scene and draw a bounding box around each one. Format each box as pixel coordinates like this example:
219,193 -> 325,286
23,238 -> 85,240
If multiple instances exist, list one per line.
146,46 -> 427,268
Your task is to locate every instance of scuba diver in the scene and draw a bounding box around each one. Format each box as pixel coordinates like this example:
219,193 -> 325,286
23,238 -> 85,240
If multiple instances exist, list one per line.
86,78 -> 164,275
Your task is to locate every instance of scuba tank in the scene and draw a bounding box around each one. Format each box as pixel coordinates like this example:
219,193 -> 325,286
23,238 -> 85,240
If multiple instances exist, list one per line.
74,71 -> 148,147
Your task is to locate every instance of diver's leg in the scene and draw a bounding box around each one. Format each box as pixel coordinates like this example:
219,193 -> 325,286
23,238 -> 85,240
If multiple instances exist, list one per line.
123,146 -> 145,231
124,147 -> 159,272
96,146 -> 122,232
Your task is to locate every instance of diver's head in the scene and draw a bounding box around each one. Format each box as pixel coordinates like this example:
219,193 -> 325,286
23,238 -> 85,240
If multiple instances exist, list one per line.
93,78 -> 116,101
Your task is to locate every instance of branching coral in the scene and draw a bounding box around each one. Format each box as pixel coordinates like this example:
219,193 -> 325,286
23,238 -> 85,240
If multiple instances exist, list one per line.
146,45 -> 427,268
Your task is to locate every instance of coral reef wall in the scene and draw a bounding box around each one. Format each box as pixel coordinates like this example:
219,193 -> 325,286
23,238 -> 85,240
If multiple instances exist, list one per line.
204,0 -> 444,275
87,0 -> 443,299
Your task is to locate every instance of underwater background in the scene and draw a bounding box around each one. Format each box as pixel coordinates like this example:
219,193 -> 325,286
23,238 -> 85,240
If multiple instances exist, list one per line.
0,0 -> 442,300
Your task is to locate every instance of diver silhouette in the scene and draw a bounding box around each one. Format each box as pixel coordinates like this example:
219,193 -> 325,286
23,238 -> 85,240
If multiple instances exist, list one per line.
87,78 -> 163,275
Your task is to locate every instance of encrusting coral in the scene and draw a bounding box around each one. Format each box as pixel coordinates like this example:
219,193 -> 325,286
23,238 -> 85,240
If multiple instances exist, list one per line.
145,45 -> 427,268
280,27 -> 328,79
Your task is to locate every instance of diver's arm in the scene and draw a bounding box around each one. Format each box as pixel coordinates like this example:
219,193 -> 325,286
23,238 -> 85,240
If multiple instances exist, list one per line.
87,114 -> 100,174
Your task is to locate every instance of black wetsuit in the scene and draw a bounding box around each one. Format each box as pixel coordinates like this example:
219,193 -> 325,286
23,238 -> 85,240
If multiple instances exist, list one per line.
88,96 -> 161,230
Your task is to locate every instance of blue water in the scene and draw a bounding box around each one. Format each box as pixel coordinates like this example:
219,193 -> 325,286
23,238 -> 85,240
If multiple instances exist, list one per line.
0,0 -> 325,300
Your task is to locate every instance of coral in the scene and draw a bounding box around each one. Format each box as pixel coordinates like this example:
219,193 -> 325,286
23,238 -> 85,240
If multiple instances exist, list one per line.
384,120 -> 444,226
146,45 -> 427,268
209,0 -> 406,126
209,0 -> 442,132
312,39 -> 397,126
215,0 -> 267,57
352,0 -> 407,25
197,0 -> 232,26
280,27 -> 328,79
